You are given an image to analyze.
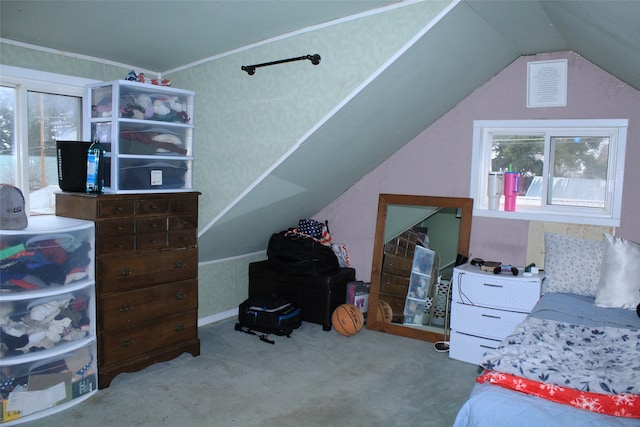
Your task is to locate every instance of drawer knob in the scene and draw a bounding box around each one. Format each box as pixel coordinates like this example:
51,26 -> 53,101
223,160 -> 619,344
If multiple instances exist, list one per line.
174,261 -> 185,269
118,268 -> 132,277
175,292 -> 186,300
120,339 -> 133,347
119,303 -> 133,312
175,324 -> 185,332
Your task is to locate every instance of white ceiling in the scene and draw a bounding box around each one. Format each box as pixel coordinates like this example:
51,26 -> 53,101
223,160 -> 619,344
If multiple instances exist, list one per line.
2,1 -> 639,260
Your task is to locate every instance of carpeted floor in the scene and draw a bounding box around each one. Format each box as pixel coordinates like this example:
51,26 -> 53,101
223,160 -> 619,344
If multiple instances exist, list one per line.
20,318 -> 480,426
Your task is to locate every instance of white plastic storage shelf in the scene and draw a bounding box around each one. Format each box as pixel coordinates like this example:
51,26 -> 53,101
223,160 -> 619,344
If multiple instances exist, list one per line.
85,80 -> 195,193
1,216 -> 97,425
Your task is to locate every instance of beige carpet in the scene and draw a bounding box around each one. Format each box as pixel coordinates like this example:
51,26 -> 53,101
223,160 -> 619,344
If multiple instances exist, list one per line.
22,318 -> 480,426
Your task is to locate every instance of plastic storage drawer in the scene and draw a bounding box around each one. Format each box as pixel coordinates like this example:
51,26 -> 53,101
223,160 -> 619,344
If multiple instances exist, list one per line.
1,282 -> 95,360
118,158 -> 191,191
0,217 -> 95,293
0,341 -> 97,424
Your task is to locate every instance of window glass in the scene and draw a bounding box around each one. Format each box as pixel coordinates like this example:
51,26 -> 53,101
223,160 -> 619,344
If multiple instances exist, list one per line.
26,91 -> 82,213
491,133 -> 544,208
548,136 -> 609,208
0,86 -> 17,184
471,120 -> 627,226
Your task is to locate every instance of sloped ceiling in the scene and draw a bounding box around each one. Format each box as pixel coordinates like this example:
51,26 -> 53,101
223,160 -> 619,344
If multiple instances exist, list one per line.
2,1 -> 639,261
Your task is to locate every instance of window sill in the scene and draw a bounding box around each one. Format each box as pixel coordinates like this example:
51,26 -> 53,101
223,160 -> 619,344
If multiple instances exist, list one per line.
473,207 -> 619,227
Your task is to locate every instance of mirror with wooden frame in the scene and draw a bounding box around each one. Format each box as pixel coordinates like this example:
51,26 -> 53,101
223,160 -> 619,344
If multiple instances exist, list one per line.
366,194 -> 473,342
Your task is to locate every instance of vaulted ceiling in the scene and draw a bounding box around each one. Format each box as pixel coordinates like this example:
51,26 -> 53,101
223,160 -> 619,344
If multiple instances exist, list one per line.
2,1 -> 639,260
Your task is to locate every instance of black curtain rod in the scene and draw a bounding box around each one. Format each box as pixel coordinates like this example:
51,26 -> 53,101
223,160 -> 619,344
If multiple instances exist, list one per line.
241,54 -> 321,75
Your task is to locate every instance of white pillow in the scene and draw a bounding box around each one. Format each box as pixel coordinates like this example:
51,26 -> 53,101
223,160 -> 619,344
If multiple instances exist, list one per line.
543,232 -> 603,297
594,234 -> 640,309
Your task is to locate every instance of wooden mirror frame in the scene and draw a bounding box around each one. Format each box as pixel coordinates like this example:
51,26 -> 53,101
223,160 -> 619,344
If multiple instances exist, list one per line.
366,194 -> 473,342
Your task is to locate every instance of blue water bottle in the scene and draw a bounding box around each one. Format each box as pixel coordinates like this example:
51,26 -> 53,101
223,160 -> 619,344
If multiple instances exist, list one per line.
86,139 -> 105,193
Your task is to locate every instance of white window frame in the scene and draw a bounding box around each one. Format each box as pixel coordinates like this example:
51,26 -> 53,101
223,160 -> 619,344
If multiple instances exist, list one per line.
0,65 -> 98,215
470,119 -> 627,227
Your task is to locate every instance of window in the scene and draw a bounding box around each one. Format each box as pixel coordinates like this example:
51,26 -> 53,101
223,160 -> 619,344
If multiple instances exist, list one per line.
470,119 -> 627,226
0,66 -> 97,215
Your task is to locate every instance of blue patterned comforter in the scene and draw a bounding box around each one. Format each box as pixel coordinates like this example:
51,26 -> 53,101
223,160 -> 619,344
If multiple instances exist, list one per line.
480,317 -> 640,396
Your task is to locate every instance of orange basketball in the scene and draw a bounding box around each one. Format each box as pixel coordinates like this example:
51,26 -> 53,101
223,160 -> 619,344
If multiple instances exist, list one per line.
331,303 -> 364,336
376,300 -> 393,323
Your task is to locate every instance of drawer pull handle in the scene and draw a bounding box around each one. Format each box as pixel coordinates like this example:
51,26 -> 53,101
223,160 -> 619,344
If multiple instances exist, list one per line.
151,223 -> 158,228
175,324 -> 185,332
175,292 -> 186,300
120,339 -> 133,347
483,283 -> 503,288
480,344 -> 497,350
117,226 -> 123,231
151,204 -> 158,210
481,314 -> 501,319
118,269 -> 132,277
119,303 -> 132,312
174,261 -> 185,269
117,207 -> 124,212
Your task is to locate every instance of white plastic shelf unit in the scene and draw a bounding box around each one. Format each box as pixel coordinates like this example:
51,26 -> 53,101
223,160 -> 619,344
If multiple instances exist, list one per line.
85,80 -> 195,193
0,216 -> 97,425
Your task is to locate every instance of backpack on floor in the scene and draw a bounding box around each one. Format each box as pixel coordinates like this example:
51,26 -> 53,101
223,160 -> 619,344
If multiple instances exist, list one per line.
267,231 -> 339,277
235,294 -> 302,344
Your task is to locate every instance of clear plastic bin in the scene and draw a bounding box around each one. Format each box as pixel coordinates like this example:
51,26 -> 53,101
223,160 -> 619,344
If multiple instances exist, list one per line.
0,341 -> 97,423
0,217 -> 95,294
1,282 -> 95,360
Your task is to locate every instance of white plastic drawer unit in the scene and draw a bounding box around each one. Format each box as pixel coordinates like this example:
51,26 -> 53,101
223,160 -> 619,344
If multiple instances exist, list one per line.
1,216 -> 97,424
448,263 -> 544,365
452,267 -> 541,312
85,80 -> 195,193
0,216 -> 95,292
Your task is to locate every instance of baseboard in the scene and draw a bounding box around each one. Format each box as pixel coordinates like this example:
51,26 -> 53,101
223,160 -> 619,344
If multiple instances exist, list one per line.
198,308 -> 238,327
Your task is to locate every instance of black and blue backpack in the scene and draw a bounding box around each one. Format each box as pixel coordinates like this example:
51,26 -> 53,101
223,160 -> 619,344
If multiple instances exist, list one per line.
235,294 -> 302,344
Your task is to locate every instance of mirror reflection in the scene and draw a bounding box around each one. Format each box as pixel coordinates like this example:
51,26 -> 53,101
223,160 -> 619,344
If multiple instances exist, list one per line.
367,194 -> 473,342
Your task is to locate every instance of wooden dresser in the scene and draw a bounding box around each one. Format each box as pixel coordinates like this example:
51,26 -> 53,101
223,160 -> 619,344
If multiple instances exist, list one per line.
55,191 -> 200,388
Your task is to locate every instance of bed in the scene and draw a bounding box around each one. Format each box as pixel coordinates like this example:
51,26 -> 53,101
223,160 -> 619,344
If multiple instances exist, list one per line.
453,232 -> 640,427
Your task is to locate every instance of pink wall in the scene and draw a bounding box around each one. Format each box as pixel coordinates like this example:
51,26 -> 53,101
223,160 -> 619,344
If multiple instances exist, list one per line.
316,51 -> 640,282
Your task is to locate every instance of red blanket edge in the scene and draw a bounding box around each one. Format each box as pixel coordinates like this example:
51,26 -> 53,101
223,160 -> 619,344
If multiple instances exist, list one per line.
477,371 -> 640,418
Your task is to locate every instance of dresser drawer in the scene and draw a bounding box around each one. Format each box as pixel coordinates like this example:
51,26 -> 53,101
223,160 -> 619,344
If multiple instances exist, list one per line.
100,219 -> 135,236
98,248 -> 198,293
137,198 -> 169,215
452,270 -> 541,311
382,253 -> 412,277
169,215 -> 197,231
169,230 -> 197,248
100,235 -> 136,254
136,231 -> 168,251
380,272 -> 409,296
170,197 -> 198,214
99,309 -> 197,366
99,199 -> 136,218
450,302 -> 527,340
137,217 -> 168,233
99,279 -> 198,330
449,330 -> 502,365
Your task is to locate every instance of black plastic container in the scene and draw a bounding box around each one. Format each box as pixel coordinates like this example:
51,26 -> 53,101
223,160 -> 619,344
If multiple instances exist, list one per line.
56,141 -> 92,192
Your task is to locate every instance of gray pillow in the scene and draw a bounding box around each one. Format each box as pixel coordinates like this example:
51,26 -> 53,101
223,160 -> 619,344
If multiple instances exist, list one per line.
543,232 -> 603,297
594,234 -> 640,309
